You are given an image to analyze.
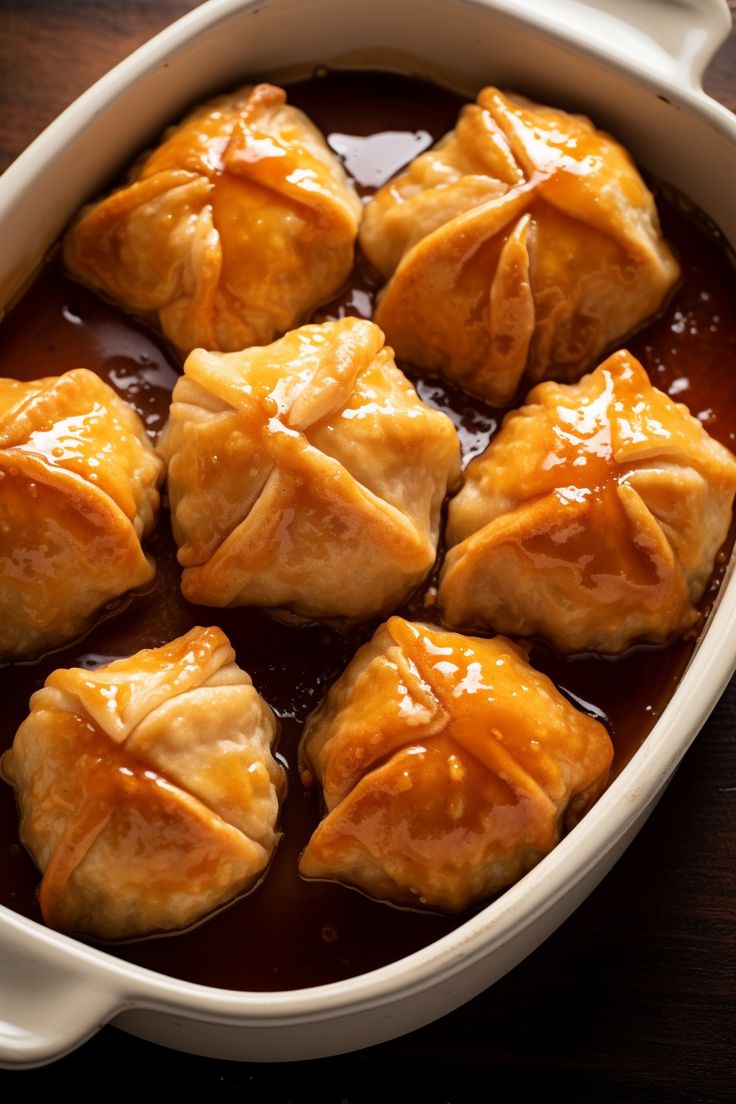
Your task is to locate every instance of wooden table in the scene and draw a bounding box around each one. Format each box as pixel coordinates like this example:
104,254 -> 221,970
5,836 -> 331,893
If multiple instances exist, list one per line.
1,3 -> 734,1099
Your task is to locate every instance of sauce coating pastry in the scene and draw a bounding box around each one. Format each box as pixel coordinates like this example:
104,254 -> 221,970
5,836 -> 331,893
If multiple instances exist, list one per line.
64,83 -> 362,356
4,627 -> 284,940
299,617 -> 612,913
360,87 -> 680,405
157,317 -> 461,621
439,350 -> 736,653
0,368 -> 162,661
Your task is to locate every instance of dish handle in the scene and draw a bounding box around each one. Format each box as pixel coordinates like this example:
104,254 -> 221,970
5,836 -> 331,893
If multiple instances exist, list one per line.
514,0 -> 732,89
0,918 -> 120,1069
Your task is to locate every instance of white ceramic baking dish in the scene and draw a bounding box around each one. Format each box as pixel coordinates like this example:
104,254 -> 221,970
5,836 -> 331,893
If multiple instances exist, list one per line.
0,0 -> 734,1069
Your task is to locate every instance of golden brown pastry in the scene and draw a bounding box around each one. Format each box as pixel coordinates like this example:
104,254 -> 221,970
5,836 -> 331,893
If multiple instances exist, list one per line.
0,369 -> 163,661
63,83 -> 362,356
4,626 -> 284,940
360,87 -> 680,405
157,317 -> 461,621
439,350 -> 736,653
299,617 -> 612,913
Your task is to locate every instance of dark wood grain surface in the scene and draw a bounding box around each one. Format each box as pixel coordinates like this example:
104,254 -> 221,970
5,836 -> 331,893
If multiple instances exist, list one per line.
0,2 -> 734,1100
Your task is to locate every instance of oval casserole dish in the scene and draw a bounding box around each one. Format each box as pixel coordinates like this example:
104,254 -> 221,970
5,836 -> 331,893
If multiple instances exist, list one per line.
0,0 -> 735,1068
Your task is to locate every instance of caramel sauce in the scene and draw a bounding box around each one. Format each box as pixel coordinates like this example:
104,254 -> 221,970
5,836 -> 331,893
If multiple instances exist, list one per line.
0,71 -> 735,991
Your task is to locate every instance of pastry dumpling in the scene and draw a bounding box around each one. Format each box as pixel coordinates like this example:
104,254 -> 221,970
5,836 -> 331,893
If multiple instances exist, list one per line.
63,84 -> 362,356
4,626 -> 284,940
360,87 -> 680,405
0,369 -> 163,661
299,617 -> 612,913
439,350 -> 736,653
157,317 -> 461,621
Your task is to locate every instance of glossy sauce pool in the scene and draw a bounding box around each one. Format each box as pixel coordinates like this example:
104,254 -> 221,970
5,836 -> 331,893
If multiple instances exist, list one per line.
1,71 -> 736,991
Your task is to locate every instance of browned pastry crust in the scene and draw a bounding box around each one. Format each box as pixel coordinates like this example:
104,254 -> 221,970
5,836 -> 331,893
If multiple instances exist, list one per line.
4,626 -> 285,940
360,87 -> 679,405
300,617 -> 612,913
439,350 -> 736,653
0,369 -> 163,660
157,317 -> 461,621
64,84 -> 362,355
